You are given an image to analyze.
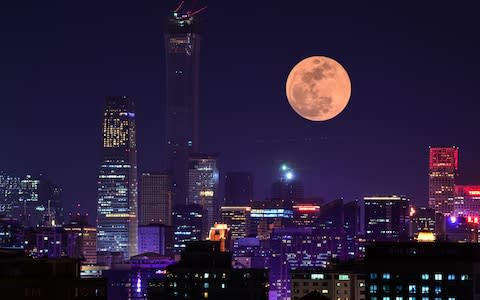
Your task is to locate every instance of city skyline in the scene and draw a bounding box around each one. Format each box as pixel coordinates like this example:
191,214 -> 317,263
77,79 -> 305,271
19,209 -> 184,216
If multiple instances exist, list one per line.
1,1 -> 480,221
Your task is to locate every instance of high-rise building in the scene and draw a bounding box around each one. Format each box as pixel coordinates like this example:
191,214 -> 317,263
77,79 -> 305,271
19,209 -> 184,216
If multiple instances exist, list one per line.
187,154 -> 219,233
344,200 -> 361,259
64,213 -> 97,264
364,195 -> 410,242
454,185 -> 480,217
249,199 -> 293,239
292,203 -> 320,227
148,241 -> 269,300
172,204 -> 205,254
316,199 -> 346,260
271,164 -> 304,206
97,96 -> 138,260
220,206 -> 250,248
138,224 -> 167,255
164,8 -> 202,207
224,172 -> 254,206
429,147 -> 458,215
366,242 -> 480,300
0,172 -> 63,228
140,172 -> 172,226
208,223 -> 230,252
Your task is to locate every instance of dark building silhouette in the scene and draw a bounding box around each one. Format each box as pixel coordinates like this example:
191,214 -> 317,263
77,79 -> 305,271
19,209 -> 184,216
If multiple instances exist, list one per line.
140,172 -> 172,226
343,200 -> 361,259
366,242 -> 480,299
316,199 -> 346,259
172,204 -> 205,254
0,248 -> 106,299
271,180 -> 304,206
164,8 -> 202,207
97,96 -> 138,260
224,172 -> 254,206
364,195 -> 410,242
148,241 -> 268,300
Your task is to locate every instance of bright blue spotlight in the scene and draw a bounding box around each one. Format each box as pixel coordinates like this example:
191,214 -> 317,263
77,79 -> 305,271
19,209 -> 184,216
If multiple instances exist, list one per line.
285,171 -> 294,180
281,164 -> 288,171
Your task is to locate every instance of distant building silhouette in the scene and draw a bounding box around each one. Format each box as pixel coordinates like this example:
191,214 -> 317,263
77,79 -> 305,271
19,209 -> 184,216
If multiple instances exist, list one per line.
225,172 -> 254,206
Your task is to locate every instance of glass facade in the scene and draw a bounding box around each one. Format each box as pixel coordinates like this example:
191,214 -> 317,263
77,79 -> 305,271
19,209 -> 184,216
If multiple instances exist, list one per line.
97,96 -> 138,260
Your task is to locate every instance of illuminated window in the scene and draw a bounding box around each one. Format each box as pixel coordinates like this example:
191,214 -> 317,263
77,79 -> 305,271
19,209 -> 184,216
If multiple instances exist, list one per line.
204,283 -> 209,288
221,283 -> 225,289
383,273 -> 391,280
434,274 -> 442,281
204,273 -> 209,279
434,286 -> 441,294
421,286 -> 429,294
370,273 -> 378,280
383,297 -> 391,300
395,297 -> 403,300
311,274 -> 324,280
321,289 -> 329,294
370,285 -> 378,293
408,285 -> 416,293
408,297 -> 416,300
447,274 -> 455,280
447,298 -> 456,300
339,274 -> 349,280
461,274 -> 469,281
203,292 -> 208,298
421,273 -> 429,280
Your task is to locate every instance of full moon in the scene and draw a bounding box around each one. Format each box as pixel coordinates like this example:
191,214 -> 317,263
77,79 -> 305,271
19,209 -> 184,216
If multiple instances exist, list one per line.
286,56 -> 351,121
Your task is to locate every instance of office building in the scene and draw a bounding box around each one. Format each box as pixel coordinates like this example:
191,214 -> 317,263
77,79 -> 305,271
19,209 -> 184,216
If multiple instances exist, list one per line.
64,213 -> 97,264
224,172 -> 254,206
187,154 -> 219,233
97,96 -> 138,260
364,195 -> 410,242
147,241 -> 269,300
0,217 -> 23,248
429,147 -> 458,214
138,224 -> 167,255
291,267 -> 366,300
164,7 -> 202,206
249,199 -> 293,239
140,172 -> 172,226
344,200 -> 361,259
292,203 -> 320,227
220,206 -> 250,247
172,204 -> 205,254
366,242 -> 480,300
454,185 -> 480,217
316,199 -> 346,260
445,215 -> 480,243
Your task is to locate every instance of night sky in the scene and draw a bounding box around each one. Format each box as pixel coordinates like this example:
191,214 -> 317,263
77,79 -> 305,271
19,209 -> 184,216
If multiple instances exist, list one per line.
1,1 -> 480,221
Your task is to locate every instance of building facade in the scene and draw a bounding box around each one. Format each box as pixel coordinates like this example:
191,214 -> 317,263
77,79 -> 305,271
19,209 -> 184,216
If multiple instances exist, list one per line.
164,9 -> 201,207
97,96 -> 138,260
140,172 -> 172,226
187,154 -> 219,233
454,185 -> 480,217
366,242 -> 480,300
224,172 -> 254,206
364,195 -> 410,242
429,147 -> 458,215
172,204 -> 205,254
220,206 -> 250,249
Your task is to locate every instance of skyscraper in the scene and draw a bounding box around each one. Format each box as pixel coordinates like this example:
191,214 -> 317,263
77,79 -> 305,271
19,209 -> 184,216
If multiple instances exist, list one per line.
164,8 -> 202,206
187,154 -> 219,233
140,172 -> 172,226
224,172 -> 254,206
429,146 -> 458,215
364,195 -> 410,242
97,96 -> 138,260
172,204 -> 205,254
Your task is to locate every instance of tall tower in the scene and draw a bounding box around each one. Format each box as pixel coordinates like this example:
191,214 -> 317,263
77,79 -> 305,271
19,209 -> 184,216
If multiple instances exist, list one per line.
164,6 -> 203,206
428,147 -> 458,215
187,154 -> 219,234
97,96 -> 138,260
140,172 -> 172,226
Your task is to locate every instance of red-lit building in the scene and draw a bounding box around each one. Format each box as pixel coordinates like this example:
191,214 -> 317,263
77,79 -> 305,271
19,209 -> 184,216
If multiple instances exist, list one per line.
428,147 -> 458,215
454,185 -> 480,217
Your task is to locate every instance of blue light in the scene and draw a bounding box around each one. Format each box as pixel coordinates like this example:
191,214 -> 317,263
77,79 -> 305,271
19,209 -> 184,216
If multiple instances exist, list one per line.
285,171 -> 294,180
281,164 -> 288,171
450,216 -> 457,224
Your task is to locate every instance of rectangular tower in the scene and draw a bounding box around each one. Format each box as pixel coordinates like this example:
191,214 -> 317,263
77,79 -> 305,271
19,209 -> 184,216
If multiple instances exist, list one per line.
140,172 -> 172,226
429,147 -> 458,215
97,96 -> 138,260
187,154 -> 219,233
364,195 -> 410,242
225,172 -> 254,206
164,11 -> 201,207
